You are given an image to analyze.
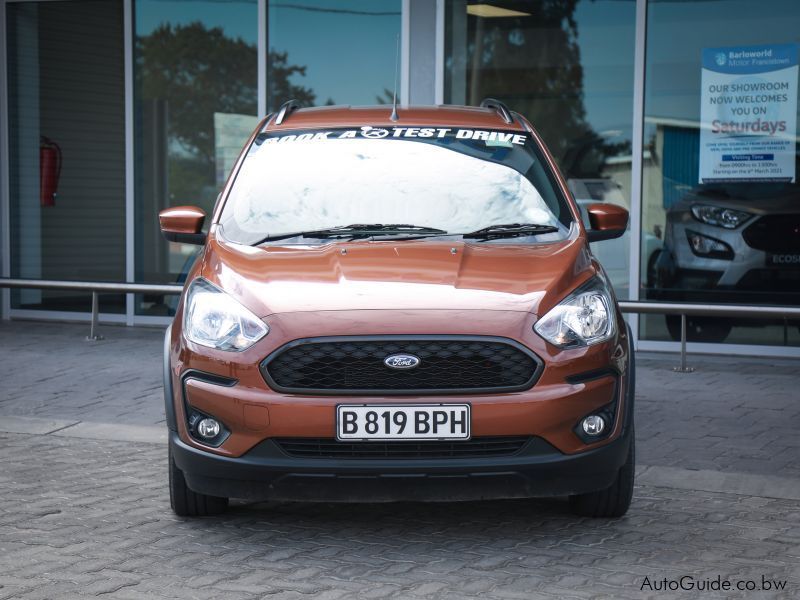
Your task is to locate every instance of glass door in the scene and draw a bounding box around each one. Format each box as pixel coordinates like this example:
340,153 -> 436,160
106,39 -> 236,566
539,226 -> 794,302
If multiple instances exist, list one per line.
443,0 -> 637,299
6,0 -> 126,313
640,0 -> 800,347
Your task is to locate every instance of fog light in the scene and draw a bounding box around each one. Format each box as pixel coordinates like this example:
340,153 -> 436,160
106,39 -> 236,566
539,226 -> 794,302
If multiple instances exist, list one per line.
685,230 -> 734,260
581,415 -> 606,436
197,418 -> 221,439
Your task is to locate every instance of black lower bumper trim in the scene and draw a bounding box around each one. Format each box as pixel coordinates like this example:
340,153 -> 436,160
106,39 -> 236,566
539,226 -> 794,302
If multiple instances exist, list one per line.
171,429 -> 632,502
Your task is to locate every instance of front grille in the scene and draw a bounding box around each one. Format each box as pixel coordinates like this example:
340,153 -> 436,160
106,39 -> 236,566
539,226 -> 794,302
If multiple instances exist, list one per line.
743,215 -> 800,253
261,336 -> 541,394
275,436 -> 531,459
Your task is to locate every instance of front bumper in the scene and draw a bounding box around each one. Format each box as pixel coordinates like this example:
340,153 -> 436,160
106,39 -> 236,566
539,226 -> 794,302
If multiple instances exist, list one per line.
170,423 -> 632,502
172,341 -> 635,503
167,313 -> 635,502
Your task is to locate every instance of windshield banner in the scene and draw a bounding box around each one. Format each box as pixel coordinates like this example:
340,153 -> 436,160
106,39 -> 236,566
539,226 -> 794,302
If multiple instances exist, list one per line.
262,126 -> 528,147
699,43 -> 798,183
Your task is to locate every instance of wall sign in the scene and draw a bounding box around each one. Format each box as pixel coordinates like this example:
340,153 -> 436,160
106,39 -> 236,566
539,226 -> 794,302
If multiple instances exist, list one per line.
699,43 -> 798,183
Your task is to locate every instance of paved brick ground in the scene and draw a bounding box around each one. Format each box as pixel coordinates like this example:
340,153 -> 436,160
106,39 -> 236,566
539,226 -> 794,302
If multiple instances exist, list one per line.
635,354 -> 800,479
1,320 -> 798,477
0,321 -> 165,427
2,320 -> 799,598
0,432 -> 798,600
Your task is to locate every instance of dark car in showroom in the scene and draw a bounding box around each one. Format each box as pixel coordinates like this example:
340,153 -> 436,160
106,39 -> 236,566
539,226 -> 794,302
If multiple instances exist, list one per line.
652,180 -> 800,342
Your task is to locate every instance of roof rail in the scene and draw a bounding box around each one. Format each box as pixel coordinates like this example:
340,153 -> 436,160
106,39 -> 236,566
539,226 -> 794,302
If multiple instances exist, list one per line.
480,98 -> 514,125
274,99 -> 301,125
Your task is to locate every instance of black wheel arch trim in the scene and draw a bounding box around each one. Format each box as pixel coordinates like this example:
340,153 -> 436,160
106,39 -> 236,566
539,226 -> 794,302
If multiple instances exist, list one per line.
163,325 -> 177,432
622,321 -> 635,437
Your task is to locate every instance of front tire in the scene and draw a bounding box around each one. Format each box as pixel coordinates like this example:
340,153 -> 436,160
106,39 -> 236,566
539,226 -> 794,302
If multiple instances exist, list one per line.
645,249 -> 662,290
169,446 -> 228,516
569,434 -> 635,518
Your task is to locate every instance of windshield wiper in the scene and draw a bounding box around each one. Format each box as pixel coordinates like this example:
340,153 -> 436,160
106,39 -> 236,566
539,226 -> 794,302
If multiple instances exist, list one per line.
462,223 -> 559,240
254,224 -> 447,244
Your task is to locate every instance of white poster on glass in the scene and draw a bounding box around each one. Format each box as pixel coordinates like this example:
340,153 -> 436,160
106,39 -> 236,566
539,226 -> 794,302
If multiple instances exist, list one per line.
214,112 -> 260,188
699,43 -> 798,183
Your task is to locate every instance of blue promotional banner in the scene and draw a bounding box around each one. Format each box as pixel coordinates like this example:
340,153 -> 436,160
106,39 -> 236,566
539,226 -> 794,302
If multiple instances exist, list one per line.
699,43 -> 798,183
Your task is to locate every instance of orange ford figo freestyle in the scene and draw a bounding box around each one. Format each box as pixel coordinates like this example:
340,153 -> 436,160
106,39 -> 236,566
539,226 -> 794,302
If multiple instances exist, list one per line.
160,100 -> 634,518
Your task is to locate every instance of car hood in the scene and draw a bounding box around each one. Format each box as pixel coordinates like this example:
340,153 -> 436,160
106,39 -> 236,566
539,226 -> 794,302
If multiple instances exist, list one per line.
200,233 -> 594,318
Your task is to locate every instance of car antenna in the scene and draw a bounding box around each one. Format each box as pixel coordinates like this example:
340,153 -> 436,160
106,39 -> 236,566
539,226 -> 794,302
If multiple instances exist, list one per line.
390,33 -> 400,122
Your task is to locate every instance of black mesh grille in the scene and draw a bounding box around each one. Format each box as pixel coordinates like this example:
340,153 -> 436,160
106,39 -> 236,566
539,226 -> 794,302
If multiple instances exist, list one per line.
743,215 -> 800,253
261,337 -> 541,394
275,436 -> 531,459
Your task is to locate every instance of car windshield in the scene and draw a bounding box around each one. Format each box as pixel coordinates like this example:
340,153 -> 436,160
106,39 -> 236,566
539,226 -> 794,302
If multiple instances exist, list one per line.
219,126 -> 574,245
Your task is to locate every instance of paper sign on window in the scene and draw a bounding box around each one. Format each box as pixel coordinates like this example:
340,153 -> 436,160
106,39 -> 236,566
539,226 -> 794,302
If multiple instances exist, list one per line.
699,44 -> 798,183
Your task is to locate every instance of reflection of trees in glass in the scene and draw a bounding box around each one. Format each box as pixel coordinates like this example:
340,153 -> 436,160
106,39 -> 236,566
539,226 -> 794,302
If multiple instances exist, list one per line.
562,131 -> 631,180
139,23 -> 258,166
466,0 -> 623,178
268,50 -> 316,109
138,22 -> 314,201
375,88 -> 394,105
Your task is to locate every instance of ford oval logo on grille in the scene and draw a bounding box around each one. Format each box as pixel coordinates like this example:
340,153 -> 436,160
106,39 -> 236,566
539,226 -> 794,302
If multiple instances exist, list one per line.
384,354 -> 421,370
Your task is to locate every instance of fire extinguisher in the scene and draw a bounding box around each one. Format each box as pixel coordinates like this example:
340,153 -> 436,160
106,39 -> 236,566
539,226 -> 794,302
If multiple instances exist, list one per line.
40,136 -> 62,207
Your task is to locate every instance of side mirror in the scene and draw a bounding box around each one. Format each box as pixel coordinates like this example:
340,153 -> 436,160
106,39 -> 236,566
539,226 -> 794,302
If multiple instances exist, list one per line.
158,205 -> 207,245
585,203 -> 628,242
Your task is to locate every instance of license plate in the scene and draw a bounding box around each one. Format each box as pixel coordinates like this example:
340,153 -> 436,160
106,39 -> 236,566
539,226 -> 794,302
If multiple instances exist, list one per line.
336,404 -> 471,441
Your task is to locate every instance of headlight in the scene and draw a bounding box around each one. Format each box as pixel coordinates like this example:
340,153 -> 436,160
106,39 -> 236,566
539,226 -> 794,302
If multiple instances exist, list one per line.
183,278 -> 268,351
534,278 -> 616,348
691,204 -> 752,229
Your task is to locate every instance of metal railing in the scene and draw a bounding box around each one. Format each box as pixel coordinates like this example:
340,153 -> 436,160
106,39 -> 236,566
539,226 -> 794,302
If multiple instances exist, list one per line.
618,301 -> 800,372
0,278 -> 182,341
1,278 -> 799,370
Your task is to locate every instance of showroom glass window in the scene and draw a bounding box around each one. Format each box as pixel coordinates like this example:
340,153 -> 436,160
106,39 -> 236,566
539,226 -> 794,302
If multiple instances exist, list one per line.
134,0 -> 401,316
133,0 -> 258,315
641,0 -> 800,347
266,0 -> 401,111
444,0 -> 637,298
6,0 -> 126,314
